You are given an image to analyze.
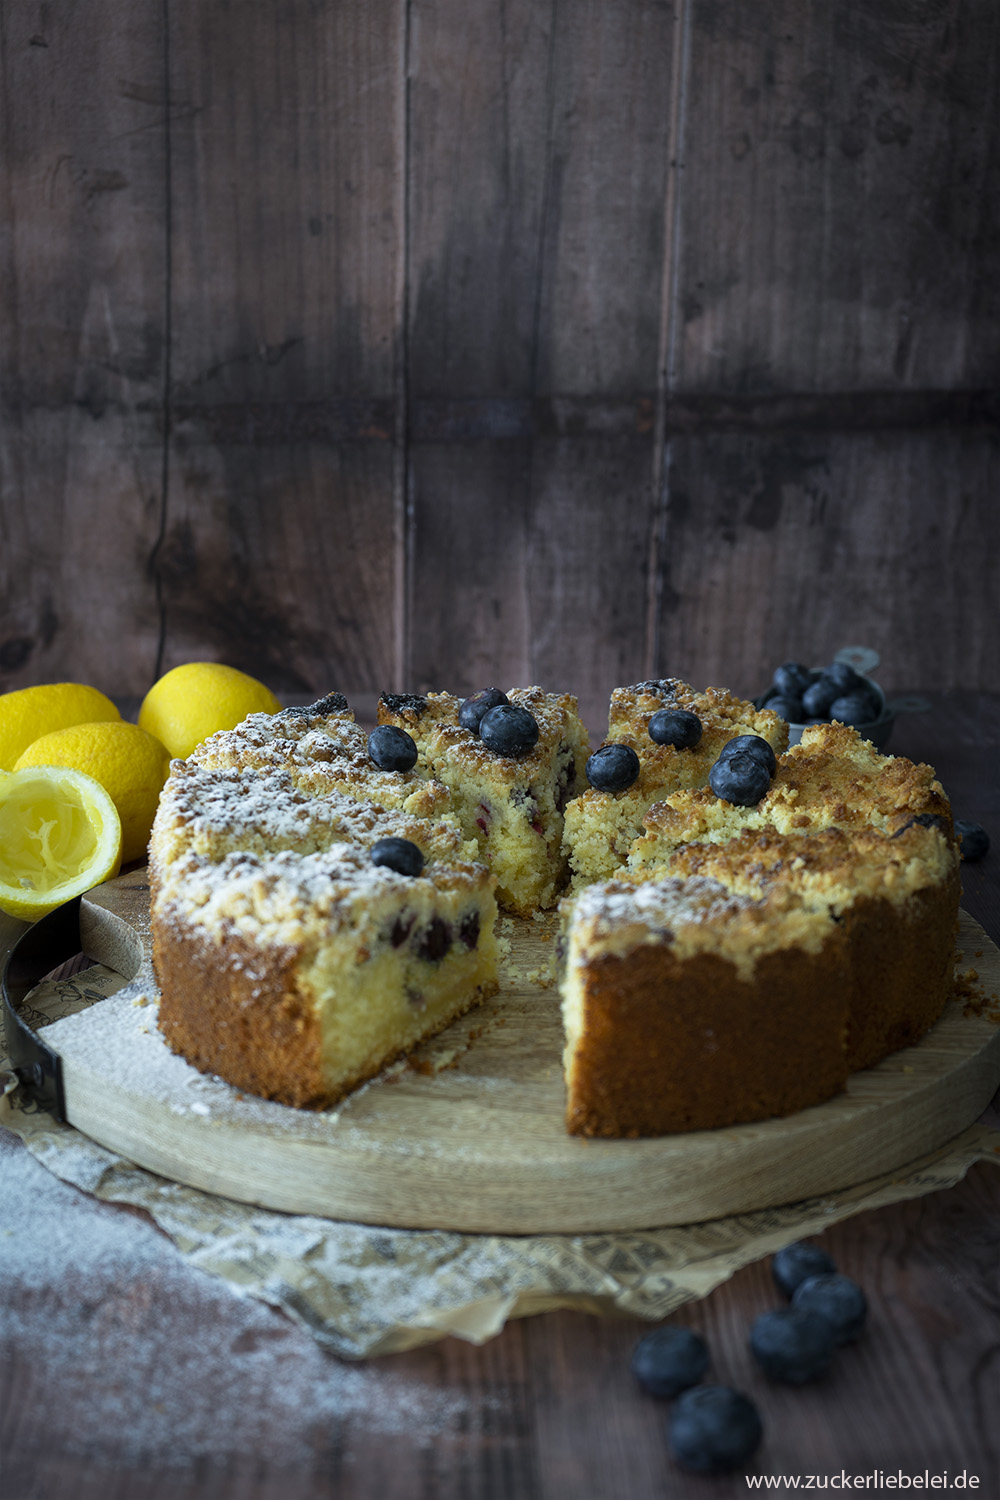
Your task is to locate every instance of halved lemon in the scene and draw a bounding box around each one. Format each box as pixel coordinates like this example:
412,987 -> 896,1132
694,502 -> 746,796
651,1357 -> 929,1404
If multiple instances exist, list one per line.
0,765 -> 123,919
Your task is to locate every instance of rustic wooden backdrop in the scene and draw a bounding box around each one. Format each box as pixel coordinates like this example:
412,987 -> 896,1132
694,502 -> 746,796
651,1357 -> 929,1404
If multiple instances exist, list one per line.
2,0 -> 998,733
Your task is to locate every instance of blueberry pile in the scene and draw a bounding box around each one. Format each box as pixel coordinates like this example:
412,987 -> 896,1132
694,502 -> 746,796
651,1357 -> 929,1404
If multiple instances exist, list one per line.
707,734 -> 776,808
632,1239 -> 867,1474
762,659 -> 884,729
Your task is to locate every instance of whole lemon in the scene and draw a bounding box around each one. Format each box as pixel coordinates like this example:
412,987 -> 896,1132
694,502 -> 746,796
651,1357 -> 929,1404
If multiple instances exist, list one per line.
0,682 -> 120,772
16,720 -> 170,865
138,662 -> 283,760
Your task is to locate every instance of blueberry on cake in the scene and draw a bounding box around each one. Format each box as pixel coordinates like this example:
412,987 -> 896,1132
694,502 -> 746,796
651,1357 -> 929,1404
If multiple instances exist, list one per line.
377,687 -> 590,916
562,679 -> 787,889
149,716 -> 498,1109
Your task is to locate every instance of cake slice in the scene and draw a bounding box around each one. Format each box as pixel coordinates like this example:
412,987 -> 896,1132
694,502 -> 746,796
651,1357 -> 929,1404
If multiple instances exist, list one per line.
377,687 -> 590,915
561,876 -> 851,1137
150,759 -> 498,1110
562,678 -> 787,889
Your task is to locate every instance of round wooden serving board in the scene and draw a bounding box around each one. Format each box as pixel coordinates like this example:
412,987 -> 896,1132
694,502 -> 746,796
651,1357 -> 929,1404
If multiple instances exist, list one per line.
29,868 -> 1000,1234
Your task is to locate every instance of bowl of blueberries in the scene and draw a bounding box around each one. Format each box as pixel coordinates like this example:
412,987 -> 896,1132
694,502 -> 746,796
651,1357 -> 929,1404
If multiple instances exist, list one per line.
755,646 -> 894,751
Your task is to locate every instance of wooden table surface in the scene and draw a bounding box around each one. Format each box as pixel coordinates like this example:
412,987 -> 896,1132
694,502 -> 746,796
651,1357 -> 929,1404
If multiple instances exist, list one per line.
2,692 -> 999,1500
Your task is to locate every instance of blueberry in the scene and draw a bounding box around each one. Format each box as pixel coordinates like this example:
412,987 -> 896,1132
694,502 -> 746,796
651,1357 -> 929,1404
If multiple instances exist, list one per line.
767,694 -> 805,724
749,1307 -> 836,1384
370,837 -> 425,878
956,820 -> 990,862
825,660 -> 864,694
801,675 -> 840,719
771,1241 -> 837,1298
708,751 -> 772,806
367,724 -> 419,772
828,692 -> 878,727
648,709 -> 703,750
631,1325 -> 709,1398
718,735 -> 777,777
415,916 -> 451,962
586,743 -> 641,792
667,1385 -> 763,1474
459,688 -> 509,734
773,661 -> 813,698
792,1272 -> 867,1344
479,703 -> 540,757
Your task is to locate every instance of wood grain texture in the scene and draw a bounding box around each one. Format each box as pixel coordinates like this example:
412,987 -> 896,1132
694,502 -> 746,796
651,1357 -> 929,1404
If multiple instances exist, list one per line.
673,0 -> 1000,393
653,425 -> 1000,700
0,1 -> 167,695
406,0 -> 674,700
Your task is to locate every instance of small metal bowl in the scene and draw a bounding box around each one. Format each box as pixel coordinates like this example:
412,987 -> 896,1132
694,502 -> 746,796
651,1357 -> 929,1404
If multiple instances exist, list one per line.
754,673 -> 895,752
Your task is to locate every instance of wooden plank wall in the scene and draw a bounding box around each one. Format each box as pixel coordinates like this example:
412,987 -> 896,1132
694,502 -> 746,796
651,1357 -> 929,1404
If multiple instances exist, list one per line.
1,0 -> 997,735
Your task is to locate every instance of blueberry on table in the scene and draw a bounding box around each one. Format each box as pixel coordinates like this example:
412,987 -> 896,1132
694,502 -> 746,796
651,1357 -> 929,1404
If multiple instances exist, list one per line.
708,750 -> 772,806
956,820 -> 990,862
667,1385 -> 763,1474
828,692 -> 878,727
631,1325 -> 709,1398
772,661 -> 813,698
648,709 -> 703,750
459,688 -> 509,734
792,1272 -> 867,1344
479,703 -> 540,757
370,837 -> 425,878
771,1240 -> 836,1298
766,694 -> 805,724
718,734 -> 777,777
749,1307 -> 836,1384
367,724 -> 419,772
586,743 -> 641,793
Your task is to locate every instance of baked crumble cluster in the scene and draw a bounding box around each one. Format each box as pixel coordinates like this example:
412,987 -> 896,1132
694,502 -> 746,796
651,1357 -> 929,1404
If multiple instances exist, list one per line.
148,679 -> 960,1137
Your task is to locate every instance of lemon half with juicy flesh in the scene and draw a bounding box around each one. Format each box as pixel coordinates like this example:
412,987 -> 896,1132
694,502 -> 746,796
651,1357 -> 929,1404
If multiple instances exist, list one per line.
15,719 -> 170,866
0,766 -> 122,919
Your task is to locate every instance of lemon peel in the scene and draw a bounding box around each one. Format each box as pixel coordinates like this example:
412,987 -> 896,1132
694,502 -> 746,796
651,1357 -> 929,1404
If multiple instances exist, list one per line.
0,682 -> 120,772
0,765 -> 122,919
138,662 -> 282,759
15,720 -> 171,866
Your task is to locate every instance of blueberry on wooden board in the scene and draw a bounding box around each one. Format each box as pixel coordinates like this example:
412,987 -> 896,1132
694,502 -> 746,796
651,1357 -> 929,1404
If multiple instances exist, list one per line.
370,837 -> 425,878
749,1307 -> 836,1384
708,751 -> 772,806
766,694 -> 805,724
718,734 -> 777,778
956,820 -> 990,862
648,709 -> 703,750
459,688 -> 509,734
771,1240 -> 837,1298
792,1273 -> 867,1344
479,703 -> 540,757
631,1325 -> 709,1398
367,724 -> 419,772
586,743 -> 641,792
773,661 -> 813,698
667,1386 -> 763,1474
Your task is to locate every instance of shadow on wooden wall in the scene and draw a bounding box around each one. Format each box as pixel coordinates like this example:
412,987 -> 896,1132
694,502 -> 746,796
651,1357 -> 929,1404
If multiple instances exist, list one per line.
1,1 -> 997,733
